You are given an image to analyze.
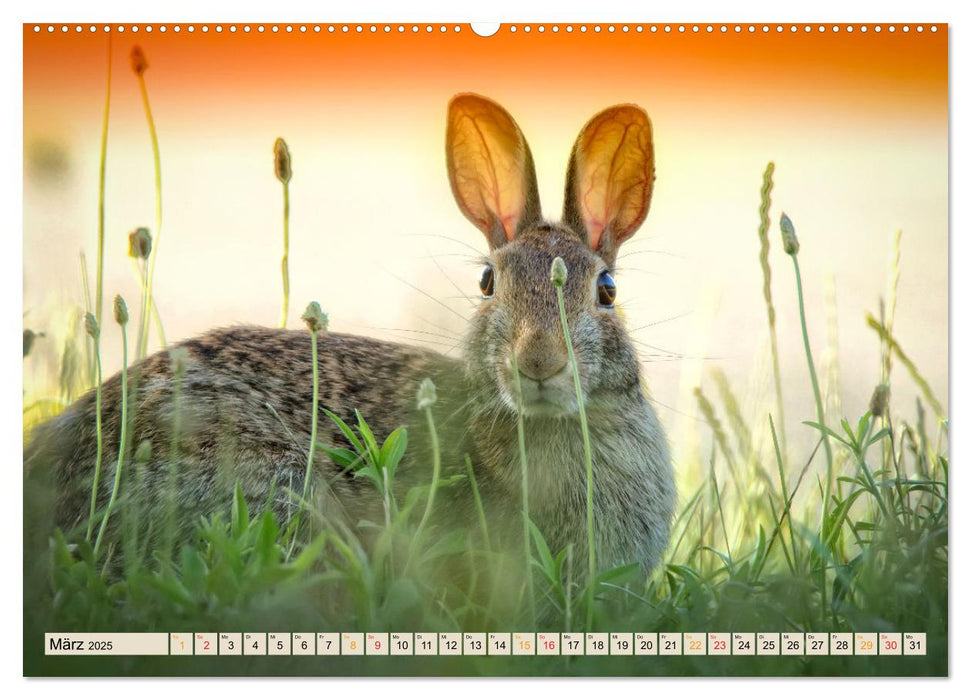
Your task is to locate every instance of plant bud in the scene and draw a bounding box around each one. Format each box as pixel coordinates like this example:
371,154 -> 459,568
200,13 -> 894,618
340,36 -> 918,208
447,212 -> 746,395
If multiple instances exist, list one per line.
780,212 -> 800,255
128,227 -> 152,260
130,46 -> 149,77
301,301 -> 328,333
274,138 -> 292,184
417,378 -> 437,410
23,329 -> 36,357
113,295 -> 129,326
550,256 -> 568,287
869,382 -> 890,418
84,312 -> 100,340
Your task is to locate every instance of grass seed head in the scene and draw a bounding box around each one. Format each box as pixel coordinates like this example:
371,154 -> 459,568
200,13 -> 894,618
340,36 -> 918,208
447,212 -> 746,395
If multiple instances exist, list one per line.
274,138 -> 292,184
550,256 -> 568,287
780,212 -> 800,255
128,227 -> 152,260
23,329 -> 38,357
417,378 -> 438,410
113,295 -> 129,326
84,312 -> 100,340
130,46 -> 149,77
869,382 -> 891,418
301,301 -> 328,333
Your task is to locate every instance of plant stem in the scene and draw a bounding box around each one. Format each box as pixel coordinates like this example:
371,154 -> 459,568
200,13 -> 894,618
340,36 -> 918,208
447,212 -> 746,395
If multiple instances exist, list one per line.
464,455 -> 492,550
85,338 -> 105,542
554,284 -> 597,631
136,71 -> 163,360
300,329 -> 320,508
509,350 -> 535,625
414,404 -> 442,542
94,321 -> 128,558
280,182 -> 290,328
790,256 -> 834,528
96,33 -> 112,330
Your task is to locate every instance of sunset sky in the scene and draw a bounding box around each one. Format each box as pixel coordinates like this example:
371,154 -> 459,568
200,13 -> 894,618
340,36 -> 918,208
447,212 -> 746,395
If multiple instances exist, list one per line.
23,23 -> 948,464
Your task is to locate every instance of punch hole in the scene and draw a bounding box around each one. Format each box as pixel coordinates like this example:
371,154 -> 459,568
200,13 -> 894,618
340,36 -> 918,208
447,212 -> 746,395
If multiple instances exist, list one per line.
470,23 -> 500,37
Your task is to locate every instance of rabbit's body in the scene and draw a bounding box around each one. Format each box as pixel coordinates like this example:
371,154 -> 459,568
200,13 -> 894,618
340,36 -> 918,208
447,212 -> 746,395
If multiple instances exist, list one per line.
26,93 -> 676,576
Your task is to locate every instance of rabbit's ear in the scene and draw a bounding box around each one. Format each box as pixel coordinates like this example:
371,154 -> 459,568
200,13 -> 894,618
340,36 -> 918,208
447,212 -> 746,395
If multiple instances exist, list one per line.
563,105 -> 655,265
446,94 -> 542,250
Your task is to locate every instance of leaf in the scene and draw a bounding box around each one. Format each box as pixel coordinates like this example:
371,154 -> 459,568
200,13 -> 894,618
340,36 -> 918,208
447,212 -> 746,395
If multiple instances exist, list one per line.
180,546 -> 207,597
421,529 -> 469,562
322,408 -> 365,456
803,421 -> 851,449
231,484 -> 249,538
528,520 -> 555,576
378,427 -> 408,477
318,445 -> 360,469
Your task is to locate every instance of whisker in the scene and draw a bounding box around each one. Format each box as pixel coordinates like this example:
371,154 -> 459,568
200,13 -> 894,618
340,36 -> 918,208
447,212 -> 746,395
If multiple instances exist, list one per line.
382,266 -> 469,323
404,232 -> 486,258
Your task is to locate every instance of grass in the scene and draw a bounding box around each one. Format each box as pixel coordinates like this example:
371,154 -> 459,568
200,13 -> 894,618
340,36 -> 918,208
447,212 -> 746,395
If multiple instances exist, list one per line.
21,41 -> 948,676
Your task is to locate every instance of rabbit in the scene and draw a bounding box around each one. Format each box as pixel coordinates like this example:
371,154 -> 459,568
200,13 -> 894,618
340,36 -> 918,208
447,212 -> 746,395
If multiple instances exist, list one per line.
25,93 -> 675,578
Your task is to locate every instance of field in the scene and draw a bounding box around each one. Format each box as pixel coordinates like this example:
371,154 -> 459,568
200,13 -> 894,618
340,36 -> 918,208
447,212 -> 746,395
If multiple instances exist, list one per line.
22,41 -> 948,678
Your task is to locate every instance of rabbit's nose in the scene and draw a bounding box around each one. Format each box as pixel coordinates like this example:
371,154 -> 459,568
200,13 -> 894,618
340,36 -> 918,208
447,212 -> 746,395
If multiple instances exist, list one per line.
515,330 -> 568,382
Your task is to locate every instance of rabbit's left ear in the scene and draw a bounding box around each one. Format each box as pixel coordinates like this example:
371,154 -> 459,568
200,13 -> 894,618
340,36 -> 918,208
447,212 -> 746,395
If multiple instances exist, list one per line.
563,105 -> 655,266
446,93 -> 542,250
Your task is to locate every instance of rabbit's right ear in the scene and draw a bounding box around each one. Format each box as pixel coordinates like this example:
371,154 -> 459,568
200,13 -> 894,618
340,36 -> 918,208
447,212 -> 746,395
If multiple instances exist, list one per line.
446,94 -> 542,250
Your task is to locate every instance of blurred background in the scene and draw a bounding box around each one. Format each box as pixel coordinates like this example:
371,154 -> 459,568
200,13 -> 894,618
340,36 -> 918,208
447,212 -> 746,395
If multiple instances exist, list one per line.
23,23 -> 948,479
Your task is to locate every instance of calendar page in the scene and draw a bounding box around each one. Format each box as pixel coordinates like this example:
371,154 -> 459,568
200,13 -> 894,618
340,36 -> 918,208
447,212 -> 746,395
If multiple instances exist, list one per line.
22,20 -> 948,677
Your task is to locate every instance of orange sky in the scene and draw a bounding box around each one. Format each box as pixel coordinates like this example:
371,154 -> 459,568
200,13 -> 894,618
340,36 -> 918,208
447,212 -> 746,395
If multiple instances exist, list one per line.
24,24 -> 947,120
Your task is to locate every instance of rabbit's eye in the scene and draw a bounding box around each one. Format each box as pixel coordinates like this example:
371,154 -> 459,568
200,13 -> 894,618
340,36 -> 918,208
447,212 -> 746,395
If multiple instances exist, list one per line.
597,271 -> 616,307
479,265 -> 495,298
